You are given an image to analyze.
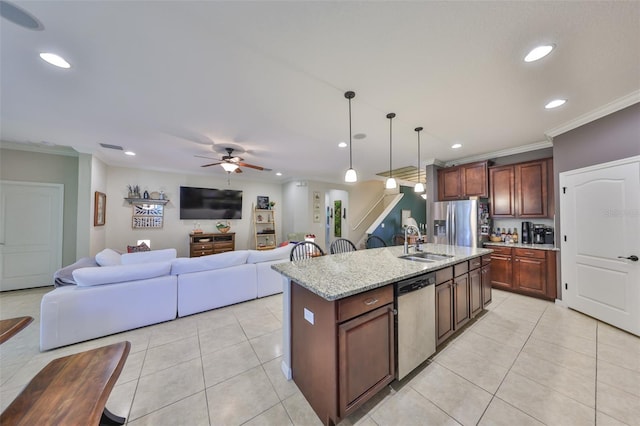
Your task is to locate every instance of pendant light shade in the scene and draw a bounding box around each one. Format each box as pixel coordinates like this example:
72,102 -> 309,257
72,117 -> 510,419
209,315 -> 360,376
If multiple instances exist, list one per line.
414,126 -> 425,193
385,112 -> 397,189
344,91 -> 357,183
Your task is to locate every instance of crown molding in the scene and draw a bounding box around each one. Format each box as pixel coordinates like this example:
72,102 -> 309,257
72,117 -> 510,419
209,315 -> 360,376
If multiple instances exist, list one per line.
0,140 -> 79,157
442,140 -> 553,167
545,90 -> 640,138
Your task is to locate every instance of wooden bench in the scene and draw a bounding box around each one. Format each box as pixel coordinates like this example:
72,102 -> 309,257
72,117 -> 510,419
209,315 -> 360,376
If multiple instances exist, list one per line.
0,341 -> 131,426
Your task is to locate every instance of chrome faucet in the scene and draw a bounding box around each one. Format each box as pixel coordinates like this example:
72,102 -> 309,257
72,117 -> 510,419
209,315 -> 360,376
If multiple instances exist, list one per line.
404,225 -> 423,254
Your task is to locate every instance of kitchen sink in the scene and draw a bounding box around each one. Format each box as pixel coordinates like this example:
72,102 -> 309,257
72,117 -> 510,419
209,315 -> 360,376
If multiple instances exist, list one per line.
398,252 -> 454,263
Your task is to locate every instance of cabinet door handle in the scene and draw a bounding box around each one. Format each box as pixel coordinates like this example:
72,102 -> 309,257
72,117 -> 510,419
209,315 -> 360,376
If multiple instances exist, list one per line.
364,298 -> 378,306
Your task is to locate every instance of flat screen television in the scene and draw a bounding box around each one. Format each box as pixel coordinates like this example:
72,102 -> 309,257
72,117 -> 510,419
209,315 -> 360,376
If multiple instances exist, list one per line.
179,186 -> 243,220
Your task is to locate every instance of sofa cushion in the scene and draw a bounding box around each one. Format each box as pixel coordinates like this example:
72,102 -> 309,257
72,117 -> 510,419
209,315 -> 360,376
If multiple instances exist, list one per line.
95,248 -> 122,266
121,248 -> 177,265
246,244 -> 293,264
171,250 -> 250,275
53,257 -> 100,287
72,262 -> 172,287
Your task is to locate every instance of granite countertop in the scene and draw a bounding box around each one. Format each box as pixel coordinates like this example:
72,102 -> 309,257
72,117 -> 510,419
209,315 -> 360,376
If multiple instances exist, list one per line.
271,243 -> 492,301
483,242 -> 559,251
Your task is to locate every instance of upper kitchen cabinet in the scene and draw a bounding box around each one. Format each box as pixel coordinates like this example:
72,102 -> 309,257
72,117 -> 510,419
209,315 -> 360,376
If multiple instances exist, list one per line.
437,161 -> 489,200
489,158 -> 553,218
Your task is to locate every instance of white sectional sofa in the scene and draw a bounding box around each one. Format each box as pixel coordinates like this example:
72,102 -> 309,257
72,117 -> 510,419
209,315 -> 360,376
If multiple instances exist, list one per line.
40,244 -> 292,351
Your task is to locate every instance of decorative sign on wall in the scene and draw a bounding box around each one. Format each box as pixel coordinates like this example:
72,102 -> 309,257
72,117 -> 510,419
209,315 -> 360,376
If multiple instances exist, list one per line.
132,204 -> 164,228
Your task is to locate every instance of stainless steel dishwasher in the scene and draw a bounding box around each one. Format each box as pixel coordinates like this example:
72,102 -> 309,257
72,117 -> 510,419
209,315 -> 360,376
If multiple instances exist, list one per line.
395,272 -> 436,380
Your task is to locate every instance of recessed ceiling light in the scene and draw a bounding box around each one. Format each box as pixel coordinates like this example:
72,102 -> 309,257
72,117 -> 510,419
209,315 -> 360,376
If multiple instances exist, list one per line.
451,143 -> 462,149
545,99 -> 567,109
124,151 -> 136,156
276,172 -> 282,176
338,142 -> 347,148
39,52 -> 70,69
524,44 -> 555,62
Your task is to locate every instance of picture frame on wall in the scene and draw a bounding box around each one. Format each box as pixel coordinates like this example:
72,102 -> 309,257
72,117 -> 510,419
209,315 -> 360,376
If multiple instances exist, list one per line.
94,191 -> 106,226
257,195 -> 269,209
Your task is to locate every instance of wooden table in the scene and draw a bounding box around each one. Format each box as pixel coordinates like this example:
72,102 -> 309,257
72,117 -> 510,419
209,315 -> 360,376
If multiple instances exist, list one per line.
0,341 -> 131,426
0,316 -> 33,344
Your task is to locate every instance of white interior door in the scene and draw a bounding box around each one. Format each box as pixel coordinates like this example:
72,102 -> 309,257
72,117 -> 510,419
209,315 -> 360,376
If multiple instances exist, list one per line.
560,156 -> 640,336
0,181 -> 63,291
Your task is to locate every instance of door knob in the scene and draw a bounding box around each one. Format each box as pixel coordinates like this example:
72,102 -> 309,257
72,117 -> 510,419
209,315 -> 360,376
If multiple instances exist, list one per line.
618,255 -> 639,262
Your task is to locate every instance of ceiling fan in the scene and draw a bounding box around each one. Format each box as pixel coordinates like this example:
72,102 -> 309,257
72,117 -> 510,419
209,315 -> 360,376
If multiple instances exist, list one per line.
197,148 -> 271,173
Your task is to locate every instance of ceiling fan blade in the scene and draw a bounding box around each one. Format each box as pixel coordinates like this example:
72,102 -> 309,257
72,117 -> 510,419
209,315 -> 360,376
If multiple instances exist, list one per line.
237,161 -> 271,171
194,154 -> 221,161
200,162 -> 223,168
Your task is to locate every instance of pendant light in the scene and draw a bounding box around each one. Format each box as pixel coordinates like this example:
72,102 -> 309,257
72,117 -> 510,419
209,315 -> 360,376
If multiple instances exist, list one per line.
385,113 -> 397,189
344,91 -> 357,182
414,127 -> 425,193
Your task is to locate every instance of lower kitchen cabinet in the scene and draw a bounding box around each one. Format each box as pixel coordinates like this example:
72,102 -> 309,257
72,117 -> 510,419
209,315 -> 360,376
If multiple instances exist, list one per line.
469,267 -> 482,318
481,255 -> 492,307
436,260 -> 473,347
487,245 -> 557,300
291,282 -> 394,425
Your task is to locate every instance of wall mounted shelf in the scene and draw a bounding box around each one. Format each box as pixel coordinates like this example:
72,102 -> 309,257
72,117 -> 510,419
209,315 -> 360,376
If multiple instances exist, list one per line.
124,198 -> 170,205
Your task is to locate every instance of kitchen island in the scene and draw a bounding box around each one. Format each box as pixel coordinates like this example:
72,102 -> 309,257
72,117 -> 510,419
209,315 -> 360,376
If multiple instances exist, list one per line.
272,243 -> 492,425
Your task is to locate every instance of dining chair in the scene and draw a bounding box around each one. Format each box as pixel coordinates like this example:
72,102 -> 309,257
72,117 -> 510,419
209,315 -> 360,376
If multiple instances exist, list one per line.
290,241 -> 326,261
329,238 -> 357,254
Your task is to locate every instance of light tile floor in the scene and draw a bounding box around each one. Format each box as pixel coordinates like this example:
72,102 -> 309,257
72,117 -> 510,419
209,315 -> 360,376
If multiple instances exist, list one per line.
1,287 -> 639,425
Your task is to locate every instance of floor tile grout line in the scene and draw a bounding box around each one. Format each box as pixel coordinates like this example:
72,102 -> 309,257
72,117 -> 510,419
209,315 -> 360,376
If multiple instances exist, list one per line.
197,326 -> 213,426
403,382 -> 462,426
476,302 -> 548,425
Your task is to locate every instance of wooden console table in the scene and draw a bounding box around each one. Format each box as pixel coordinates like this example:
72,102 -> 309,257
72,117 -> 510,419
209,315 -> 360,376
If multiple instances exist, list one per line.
0,316 -> 33,344
0,341 -> 131,425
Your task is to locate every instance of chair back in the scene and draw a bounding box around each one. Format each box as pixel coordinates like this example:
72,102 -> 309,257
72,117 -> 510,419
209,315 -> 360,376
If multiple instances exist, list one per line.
365,235 -> 387,249
290,241 -> 326,261
329,238 -> 357,254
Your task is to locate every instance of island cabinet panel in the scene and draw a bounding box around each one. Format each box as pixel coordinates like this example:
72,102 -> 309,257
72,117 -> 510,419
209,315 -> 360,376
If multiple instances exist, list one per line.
338,304 -> 394,417
469,266 -> 483,319
435,281 -> 454,345
291,282 -> 394,425
453,272 -> 470,329
481,255 -> 492,307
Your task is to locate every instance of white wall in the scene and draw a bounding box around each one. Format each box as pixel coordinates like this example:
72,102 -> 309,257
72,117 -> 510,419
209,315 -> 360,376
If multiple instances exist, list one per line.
89,156 -> 108,256
105,167 -> 283,257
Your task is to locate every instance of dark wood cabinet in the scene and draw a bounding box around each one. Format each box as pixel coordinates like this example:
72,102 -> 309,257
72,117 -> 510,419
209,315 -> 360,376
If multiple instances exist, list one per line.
291,283 -> 394,425
338,304 -> 395,417
489,158 -> 553,218
189,232 -> 235,257
435,260 -> 476,347
516,160 -> 549,218
489,165 -> 516,217
469,267 -> 483,319
489,246 -> 513,290
481,255 -> 492,307
437,161 -> 488,200
487,245 -> 557,300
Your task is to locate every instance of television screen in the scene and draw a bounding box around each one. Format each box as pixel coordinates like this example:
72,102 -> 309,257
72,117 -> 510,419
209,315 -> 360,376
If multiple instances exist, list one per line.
179,186 -> 243,220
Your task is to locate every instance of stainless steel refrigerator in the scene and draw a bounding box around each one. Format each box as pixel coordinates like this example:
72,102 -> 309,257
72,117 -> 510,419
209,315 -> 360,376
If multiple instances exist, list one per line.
432,199 -> 491,247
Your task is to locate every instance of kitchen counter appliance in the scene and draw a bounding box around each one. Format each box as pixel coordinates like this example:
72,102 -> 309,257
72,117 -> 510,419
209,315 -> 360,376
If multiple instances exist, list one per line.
533,224 -> 546,244
395,272 -> 436,380
521,221 -> 533,244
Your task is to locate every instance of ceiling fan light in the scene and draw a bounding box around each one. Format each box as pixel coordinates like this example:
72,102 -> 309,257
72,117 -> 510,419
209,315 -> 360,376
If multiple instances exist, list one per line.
221,163 -> 239,172
385,177 -> 397,189
414,182 -> 425,193
345,168 -> 357,183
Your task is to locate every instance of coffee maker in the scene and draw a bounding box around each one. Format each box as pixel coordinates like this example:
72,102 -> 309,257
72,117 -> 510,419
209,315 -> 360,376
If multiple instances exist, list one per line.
533,224 -> 546,244
521,221 -> 533,244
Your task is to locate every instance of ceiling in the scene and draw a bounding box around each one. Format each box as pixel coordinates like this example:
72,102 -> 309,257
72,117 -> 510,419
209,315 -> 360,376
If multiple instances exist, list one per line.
1,1 -> 639,184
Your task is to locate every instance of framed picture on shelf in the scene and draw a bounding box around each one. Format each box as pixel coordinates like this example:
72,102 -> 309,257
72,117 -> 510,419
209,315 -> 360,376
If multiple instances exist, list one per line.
94,191 -> 106,226
257,195 -> 269,209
